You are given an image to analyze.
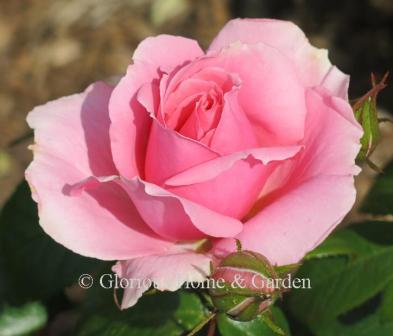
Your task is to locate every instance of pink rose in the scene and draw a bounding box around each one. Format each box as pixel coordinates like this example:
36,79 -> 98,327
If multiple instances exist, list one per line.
26,19 -> 362,308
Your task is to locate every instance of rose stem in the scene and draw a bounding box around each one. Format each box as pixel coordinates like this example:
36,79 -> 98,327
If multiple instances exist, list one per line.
186,312 -> 216,336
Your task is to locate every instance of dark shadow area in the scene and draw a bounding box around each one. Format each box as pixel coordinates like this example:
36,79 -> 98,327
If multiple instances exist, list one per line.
338,293 -> 381,325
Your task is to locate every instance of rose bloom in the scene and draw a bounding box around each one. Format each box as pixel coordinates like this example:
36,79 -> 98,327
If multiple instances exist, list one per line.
26,19 -> 362,308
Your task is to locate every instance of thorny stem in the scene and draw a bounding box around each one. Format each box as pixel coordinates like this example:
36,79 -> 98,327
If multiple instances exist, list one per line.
187,312 -> 216,336
366,157 -> 384,174
352,71 -> 388,111
207,315 -> 217,336
196,289 -> 214,310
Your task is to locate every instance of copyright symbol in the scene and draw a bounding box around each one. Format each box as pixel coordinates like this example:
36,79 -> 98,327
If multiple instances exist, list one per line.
78,274 -> 93,289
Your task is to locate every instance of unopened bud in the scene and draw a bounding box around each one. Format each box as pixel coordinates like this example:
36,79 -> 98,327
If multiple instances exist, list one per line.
353,72 -> 388,166
209,250 -> 281,321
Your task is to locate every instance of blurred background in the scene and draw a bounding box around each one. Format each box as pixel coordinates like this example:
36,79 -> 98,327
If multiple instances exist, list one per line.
0,0 -> 392,212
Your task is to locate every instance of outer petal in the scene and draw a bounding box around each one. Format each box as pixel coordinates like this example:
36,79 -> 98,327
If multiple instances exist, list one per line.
165,146 -> 302,219
26,82 -> 171,260
321,66 -> 350,100
113,251 -> 211,309
209,18 -> 349,98
109,64 -> 157,179
109,35 -> 204,179
213,175 -> 356,265
212,42 -> 307,146
28,82 -> 117,177
255,88 -> 362,200
167,158 -> 271,219
164,146 -> 302,186
133,34 -> 204,72
120,177 -> 243,241
212,88 -> 362,265
294,88 -> 362,179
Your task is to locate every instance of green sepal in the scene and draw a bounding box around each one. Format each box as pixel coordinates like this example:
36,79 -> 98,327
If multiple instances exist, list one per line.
209,282 -> 268,297
259,311 -> 286,335
219,250 -> 277,279
353,72 -> 388,163
231,298 -> 261,322
275,263 -> 301,278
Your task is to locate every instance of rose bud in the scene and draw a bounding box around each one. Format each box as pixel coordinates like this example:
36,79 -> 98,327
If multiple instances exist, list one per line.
209,250 -> 281,321
353,72 -> 388,171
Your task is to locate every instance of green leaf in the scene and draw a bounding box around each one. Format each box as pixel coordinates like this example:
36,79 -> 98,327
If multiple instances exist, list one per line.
307,278 -> 393,335
76,289 -> 208,336
288,246 -> 393,326
0,259 -> 8,305
304,254 -> 348,278
305,229 -> 381,260
0,302 -> 47,336
361,159 -> 393,215
217,307 -> 290,336
380,280 -> 393,323
314,314 -> 393,336
0,182 -> 101,302
352,221 -> 393,246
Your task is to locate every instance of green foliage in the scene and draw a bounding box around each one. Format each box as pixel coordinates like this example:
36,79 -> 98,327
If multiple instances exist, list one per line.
289,244 -> 393,325
0,182 -> 101,303
361,159 -> 393,215
0,302 -> 47,336
352,220 -> 393,246
217,307 -> 290,336
380,280 -> 393,323
284,158 -> 393,334
76,289 -> 208,336
313,314 -> 393,336
305,229 -> 380,259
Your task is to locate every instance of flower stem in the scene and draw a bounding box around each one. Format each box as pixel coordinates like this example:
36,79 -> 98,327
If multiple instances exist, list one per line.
187,312 -> 216,336
207,315 -> 217,336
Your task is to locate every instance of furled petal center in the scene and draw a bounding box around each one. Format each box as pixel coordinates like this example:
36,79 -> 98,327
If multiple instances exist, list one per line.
162,67 -> 240,145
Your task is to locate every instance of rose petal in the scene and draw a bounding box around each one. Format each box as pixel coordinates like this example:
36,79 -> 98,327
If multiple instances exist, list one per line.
210,42 -> 307,146
210,89 -> 259,154
294,88 -> 362,179
133,34 -> 204,72
213,174 -> 357,265
162,78 -> 218,129
110,35 -> 204,180
209,18 -> 349,98
113,251 -> 211,309
212,87 -> 362,265
165,146 -> 302,186
161,42 -> 307,146
120,177 -> 243,240
255,87 -> 362,202
164,145 -> 301,219
166,158 -> 274,219
26,82 -> 171,259
27,82 -> 117,177
109,64 -> 157,179
144,119 -> 219,185
321,66 -> 350,100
